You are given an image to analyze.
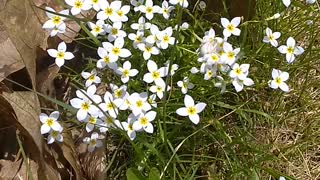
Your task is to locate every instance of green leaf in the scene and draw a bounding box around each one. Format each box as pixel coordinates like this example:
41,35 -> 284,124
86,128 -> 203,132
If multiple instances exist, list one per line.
148,168 -> 160,180
250,169 -> 259,180
126,168 -> 146,180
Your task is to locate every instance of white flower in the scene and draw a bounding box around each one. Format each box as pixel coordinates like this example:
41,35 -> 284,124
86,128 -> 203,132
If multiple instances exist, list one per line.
130,16 -> 151,32
131,0 -> 144,11
143,60 -> 168,86
118,114 -> 137,140
47,42 -> 74,67
157,27 -> 175,49
198,1 -> 206,10
99,115 -> 117,133
39,111 -> 63,134
306,0 -> 316,4
42,7 -> 68,37
204,52 -> 221,65
133,111 -> 156,133
278,37 -> 304,63
83,132 -> 103,152
47,129 -> 63,144
116,61 -> 139,83
160,1 -> 174,19
96,0 -> 120,21
203,28 -> 216,43
148,94 -> 158,108
99,91 -> 123,118
232,77 -> 254,92
139,0 -> 160,20
128,92 -> 151,116
65,0 -> 91,15
96,47 -> 117,70
119,92 -> 131,110
110,84 -> 127,99
203,65 -> 217,80
150,84 -> 170,99
221,17 -> 241,38
81,69 -> 101,87
146,24 -> 160,44
176,95 -> 206,124
220,43 -> 240,65
263,27 -> 281,47
105,22 -> 127,42
229,63 -> 250,80
128,31 -> 145,49
89,0 -> 104,11
214,76 -> 226,93
269,69 -> 289,92
266,13 -> 281,20
190,67 -> 199,74
70,85 -> 101,121
138,43 -> 160,60
169,0 -> 189,8
279,177 -> 286,180
177,77 -> 194,94
84,115 -> 103,132
282,0 -> 291,7
102,38 -> 132,62
112,3 -> 130,22
88,20 -> 106,37
181,22 -> 190,30
164,61 -> 179,76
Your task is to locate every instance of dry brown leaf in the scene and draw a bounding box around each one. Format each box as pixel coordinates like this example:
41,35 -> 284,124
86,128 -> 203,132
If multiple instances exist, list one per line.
0,159 -> 22,179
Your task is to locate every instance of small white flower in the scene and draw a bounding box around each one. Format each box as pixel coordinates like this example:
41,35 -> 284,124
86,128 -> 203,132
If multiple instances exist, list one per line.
70,85 -> 101,121
176,95 -> 206,124
282,0 -> 291,7
143,60 -> 168,86
278,37 -> 304,63
190,67 -> 199,74
279,177 -> 286,180
181,22 -> 190,30
306,0 -> 316,4
130,16 -> 151,32
89,0 -> 104,11
204,52 -> 221,65
88,20 -> 106,37
220,43 -> 240,65
96,0 -> 120,21
102,38 -> 132,62
148,94 -> 158,108
47,42 -> 74,67
169,0 -> 189,8
203,28 -> 216,43
232,77 -> 254,92
133,111 -> 157,133
96,47 -> 118,70
157,27 -> 175,49
177,77 -> 194,94
150,84 -> 170,99
263,27 -> 281,47
112,3 -> 130,22
131,0 -> 144,11
39,111 -> 63,134
203,65 -> 217,80
47,129 -> 63,144
139,0 -> 160,20
269,69 -> 289,92
116,61 -> 139,83
81,69 -> 101,87
128,92 -> 151,116
164,61 -> 179,76
84,115 -> 103,132
146,24 -> 160,44
110,84 -> 127,99
105,22 -> 127,42
118,114 -> 137,140
160,1 -> 174,19
198,1 -> 206,10
99,115 -> 117,133
65,0 -> 91,15
83,132 -> 103,152
42,7 -> 68,37
99,91 -> 123,118
221,17 -> 241,38
138,43 -> 160,60
229,63 -> 250,80
128,31 -> 145,49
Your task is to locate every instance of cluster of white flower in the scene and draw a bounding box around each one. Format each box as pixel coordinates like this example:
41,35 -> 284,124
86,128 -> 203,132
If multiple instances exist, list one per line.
41,0 -> 208,152
39,111 -> 63,144
263,27 -> 304,92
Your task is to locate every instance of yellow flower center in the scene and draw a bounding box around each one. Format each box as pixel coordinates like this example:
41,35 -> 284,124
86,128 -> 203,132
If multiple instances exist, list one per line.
46,118 -> 54,126
89,117 -> 97,124
210,55 -> 219,62
275,77 -> 282,85
51,131 -> 58,137
145,46 -> 152,53
114,90 -> 122,98
235,68 -> 242,75
163,35 -> 169,43
117,10 -> 123,17
111,28 -> 118,35
136,100 -> 143,108
89,139 -> 96,146
207,71 -> 213,77
105,8 -> 113,15
156,86 -> 162,92
88,75 -> 95,81
128,124 -> 133,131
106,117 -> 113,124
52,16 -> 61,25
227,52 -> 235,59
112,47 -> 120,55
268,35 -> 274,40
163,9 -> 168,13
187,106 -> 196,115
103,56 -> 110,63
151,71 -> 160,79
227,24 -> 234,31
81,102 -> 90,110
93,26 -> 101,33
287,47 -> 294,54
139,117 -> 148,126
123,69 -> 129,77
146,7 -> 153,13
92,0 -> 98,3
135,36 -> 142,42
57,52 -> 65,59
74,0 -> 83,8
107,102 -> 114,110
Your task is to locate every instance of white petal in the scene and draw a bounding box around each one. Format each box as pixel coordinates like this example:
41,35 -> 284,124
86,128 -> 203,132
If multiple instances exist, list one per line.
144,123 -> 154,133
64,52 -> 74,60
195,103 -> 206,113
280,72 -> 289,81
184,95 -> 194,107
231,17 -> 241,27
77,109 -> 88,121
145,111 -> 156,121
47,49 -> 58,58
50,111 -> 60,120
39,113 -> 48,123
221,18 -> 230,28
189,114 -> 200,125
55,58 -> 65,67
41,124 -> 50,134
279,82 -> 289,92
282,0 -> 291,7
176,107 -> 188,116
133,121 -> 142,131
278,45 -> 287,54
287,37 -> 296,47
